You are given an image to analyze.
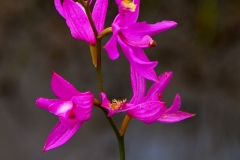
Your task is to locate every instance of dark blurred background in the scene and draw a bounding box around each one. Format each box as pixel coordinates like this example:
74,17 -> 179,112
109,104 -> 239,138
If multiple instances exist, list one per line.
0,0 -> 240,159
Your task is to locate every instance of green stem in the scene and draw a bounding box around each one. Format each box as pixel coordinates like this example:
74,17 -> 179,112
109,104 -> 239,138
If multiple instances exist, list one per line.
83,3 -> 126,159
95,39 -> 126,159
101,106 -> 125,160
96,39 -> 104,92
118,135 -> 125,160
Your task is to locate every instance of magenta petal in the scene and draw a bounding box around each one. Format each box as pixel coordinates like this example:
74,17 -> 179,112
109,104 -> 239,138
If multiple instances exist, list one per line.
144,72 -> 172,101
107,103 -> 135,117
59,116 -> 79,129
130,47 -> 158,82
48,101 -> 73,117
63,0 -> 95,44
104,32 -> 120,60
43,121 -> 82,152
115,0 -> 121,4
121,21 -> 177,41
116,0 -> 140,26
36,98 -> 60,110
71,93 -> 94,121
127,101 -> 165,124
121,34 -> 153,48
54,0 -> 65,18
130,66 -> 146,104
118,39 -> 157,70
51,71 -> 81,100
100,92 -> 111,110
107,109 -> 122,117
92,0 -> 108,33
157,111 -> 195,123
166,94 -> 181,113
118,38 -> 158,81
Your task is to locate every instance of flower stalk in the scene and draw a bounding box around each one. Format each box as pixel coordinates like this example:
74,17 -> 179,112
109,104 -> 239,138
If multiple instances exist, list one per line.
120,115 -> 132,136
83,2 -> 126,159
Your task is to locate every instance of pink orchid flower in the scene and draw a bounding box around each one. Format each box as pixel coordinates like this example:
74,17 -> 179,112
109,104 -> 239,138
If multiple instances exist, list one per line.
101,67 -> 194,124
128,67 -> 194,123
36,71 -> 94,151
54,0 -> 108,44
104,0 -> 177,82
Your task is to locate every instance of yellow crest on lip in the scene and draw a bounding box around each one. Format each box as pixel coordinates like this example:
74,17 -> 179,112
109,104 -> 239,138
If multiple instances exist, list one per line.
121,0 -> 137,12
110,99 -> 127,110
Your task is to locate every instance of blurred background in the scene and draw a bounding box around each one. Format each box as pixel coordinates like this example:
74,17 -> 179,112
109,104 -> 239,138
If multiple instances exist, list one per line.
0,0 -> 240,159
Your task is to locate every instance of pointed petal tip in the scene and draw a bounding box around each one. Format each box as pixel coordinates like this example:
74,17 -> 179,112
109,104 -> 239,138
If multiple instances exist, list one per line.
191,113 -> 196,117
159,71 -> 173,80
51,70 -> 58,78
167,71 -> 173,76
175,93 -> 180,100
162,20 -> 178,26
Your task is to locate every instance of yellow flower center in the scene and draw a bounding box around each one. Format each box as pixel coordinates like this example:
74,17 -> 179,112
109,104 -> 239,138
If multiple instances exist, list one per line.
121,0 -> 137,12
110,99 -> 127,110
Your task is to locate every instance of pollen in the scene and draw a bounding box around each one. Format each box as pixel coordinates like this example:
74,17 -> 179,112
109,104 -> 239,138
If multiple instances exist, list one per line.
121,0 -> 137,12
110,99 -> 127,110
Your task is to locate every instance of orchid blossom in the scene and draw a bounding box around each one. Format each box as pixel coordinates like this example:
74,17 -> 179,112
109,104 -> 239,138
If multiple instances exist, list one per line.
104,0 -> 177,82
101,67 -> 194,124
36,71 -> 94,151
54,0 -> 108,44
128,67 -> 194,123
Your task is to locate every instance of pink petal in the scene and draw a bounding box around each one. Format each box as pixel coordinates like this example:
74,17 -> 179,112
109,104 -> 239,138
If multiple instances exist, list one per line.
54,0 -> 65,18
127,101 -> 165,124
51,71 -> 81,100
120,34 -> 154,48
157,111 -> 195,123
115,0 -> 140,26
48,101 -> 73,117
36,98 -> 60,110
63,0 -> 96,44
118,38 -> 158,82
71,93 -> 94,121
115,0 -> 121,4
118,39 -> 157,70
144,72 -> 172,101
59,116 -> 79,129
43,121 -> 83,152
107,103 -> 135,117
104,24 -> 121,60
130,66 -> 146,104
92,0 -> 108,33
100,92 -> 111,111
166,94 -> 181,113
121,21 -> 177,41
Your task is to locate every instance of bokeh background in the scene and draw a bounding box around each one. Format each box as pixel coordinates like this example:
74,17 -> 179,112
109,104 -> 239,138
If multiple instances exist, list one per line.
1,0 -> 240,159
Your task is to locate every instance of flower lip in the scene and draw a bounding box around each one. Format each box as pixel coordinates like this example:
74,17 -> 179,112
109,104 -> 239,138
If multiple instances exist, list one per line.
121,0 -> 137,12
100,92 -> 136,116
110,99 -> 127,110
